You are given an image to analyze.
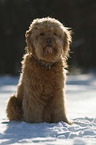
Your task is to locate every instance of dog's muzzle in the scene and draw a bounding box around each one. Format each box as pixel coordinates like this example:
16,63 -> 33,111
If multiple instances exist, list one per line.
46,38 -> 52,47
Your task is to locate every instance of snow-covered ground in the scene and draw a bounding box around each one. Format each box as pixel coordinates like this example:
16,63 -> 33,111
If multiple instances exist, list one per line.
0,74 -> 96,145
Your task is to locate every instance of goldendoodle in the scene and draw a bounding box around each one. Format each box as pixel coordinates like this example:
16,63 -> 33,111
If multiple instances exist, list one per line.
6,17 -> 72,124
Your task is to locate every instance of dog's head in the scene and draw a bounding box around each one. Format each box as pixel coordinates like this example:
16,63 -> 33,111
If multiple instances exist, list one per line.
25,17 -> 72,63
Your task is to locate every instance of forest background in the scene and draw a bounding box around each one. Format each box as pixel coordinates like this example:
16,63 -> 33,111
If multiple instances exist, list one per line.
0,0 -> 96,75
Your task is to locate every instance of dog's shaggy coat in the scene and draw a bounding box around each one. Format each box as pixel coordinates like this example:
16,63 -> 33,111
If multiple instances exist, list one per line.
6,17 -> 72,124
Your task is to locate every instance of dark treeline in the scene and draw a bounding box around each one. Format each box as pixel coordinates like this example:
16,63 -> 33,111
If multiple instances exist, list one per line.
0,0 -> 96,74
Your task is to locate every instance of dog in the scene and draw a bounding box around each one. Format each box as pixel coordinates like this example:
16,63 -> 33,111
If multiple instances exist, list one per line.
6,17 -> 72,124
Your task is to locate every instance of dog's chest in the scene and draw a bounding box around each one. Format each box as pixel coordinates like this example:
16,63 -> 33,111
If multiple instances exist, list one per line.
31,67 -> 54,95
24,58 -> 64,102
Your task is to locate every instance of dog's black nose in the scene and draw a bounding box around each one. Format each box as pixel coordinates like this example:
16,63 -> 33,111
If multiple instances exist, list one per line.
46,38 -> 52,45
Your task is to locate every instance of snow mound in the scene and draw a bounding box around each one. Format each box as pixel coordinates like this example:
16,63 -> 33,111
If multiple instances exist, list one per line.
0,117 -> 96,145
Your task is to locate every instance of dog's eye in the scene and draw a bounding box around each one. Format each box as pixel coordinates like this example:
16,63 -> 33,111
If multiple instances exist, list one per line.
54,33 -> 57,36
40,33 -> 45,36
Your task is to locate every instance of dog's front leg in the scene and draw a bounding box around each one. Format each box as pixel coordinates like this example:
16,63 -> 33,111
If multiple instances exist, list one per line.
51,90 -> 70,124
22,96 -> 44,123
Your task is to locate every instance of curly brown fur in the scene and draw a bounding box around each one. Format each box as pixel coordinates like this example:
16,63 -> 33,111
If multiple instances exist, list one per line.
6,17 -> 72,124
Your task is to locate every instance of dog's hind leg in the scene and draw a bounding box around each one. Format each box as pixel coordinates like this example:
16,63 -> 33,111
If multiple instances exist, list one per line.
6,95 -> 23,121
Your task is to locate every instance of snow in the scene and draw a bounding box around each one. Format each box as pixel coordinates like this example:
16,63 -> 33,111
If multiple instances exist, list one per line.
0,74 -> 96,145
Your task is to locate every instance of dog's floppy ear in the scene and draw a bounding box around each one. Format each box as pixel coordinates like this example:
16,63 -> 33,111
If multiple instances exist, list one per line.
63,28 -> 72,58
25,30 -> 32,54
